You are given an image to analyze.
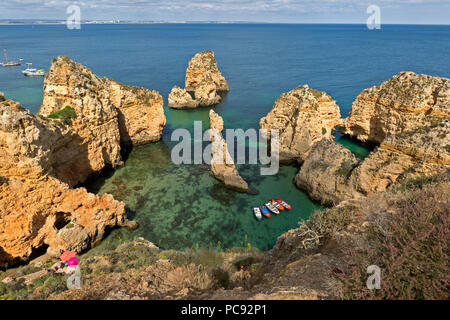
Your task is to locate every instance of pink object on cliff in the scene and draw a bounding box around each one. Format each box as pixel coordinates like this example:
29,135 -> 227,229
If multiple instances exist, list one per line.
67,257 -> 79,267
60,251 -> 77,262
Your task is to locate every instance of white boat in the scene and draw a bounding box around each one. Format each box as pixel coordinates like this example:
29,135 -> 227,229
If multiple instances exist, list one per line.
265,202 -> 279,215
253,207 -> 262,221
22,63 -> 45,77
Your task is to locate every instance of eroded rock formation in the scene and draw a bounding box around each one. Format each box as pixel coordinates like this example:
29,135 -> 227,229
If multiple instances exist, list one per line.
168,51 -> 229,109
294,139 -> 361,205
209,110 -> 250,193
0,57 -> 165,267
0,100 -> 135,267
39,56 -> 166,186
294,73 -> 450,205
259,85 -> 341,164
296,121 -> 450,205
341,72 -> 450,144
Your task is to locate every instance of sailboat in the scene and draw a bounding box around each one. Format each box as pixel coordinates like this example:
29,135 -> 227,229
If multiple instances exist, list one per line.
22,63 -> 45,77
1,49 -> 23,67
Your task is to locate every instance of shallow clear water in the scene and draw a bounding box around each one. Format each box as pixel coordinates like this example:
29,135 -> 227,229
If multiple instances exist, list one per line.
1,24 -> 449,250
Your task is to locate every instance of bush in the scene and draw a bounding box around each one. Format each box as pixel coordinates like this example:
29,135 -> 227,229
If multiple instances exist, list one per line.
211,268 -> 230,289
335,186 -> 449,300
47,106 -> 77,125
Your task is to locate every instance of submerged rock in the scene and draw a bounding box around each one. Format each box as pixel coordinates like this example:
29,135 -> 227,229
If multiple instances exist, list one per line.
169,51 -> 229,109
260,85 -> 341,164
209,110 -> 251,193
341,71 -> 450,144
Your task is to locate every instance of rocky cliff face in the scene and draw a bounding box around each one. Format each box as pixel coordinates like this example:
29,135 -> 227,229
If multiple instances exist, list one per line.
40,56 -> 165,186
260,85 -> 341,164
0,57 -> 165,267
294,139 -> 362,206
341,72 -> 450,144
209,110 -> 250,193
294,73 -> 450,205
296,121 -> 450,205
0,100 -> 136,267
168,51 -> 229,109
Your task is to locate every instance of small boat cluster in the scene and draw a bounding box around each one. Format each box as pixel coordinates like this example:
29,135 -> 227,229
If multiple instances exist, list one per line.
1,49 -> 45,76
253,199 -> 292,221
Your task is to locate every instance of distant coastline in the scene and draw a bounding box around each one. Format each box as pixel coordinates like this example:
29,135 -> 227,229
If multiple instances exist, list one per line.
0,20 -> 262,25
0,20 -> 449,26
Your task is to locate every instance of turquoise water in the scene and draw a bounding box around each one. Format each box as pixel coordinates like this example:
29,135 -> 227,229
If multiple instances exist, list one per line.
1,24 -> 449,250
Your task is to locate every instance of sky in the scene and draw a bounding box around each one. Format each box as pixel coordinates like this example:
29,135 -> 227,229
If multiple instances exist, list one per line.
1,0 -> 449,24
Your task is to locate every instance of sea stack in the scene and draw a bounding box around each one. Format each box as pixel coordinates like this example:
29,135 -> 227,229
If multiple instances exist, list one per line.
168,51 -> 229,109
260,85 -> 341,164
209,110 -> 251,193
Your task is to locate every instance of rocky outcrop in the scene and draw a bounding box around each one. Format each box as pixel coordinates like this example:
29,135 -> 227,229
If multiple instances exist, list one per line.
341,72 -> 450,144
209,110 -> 250,193
38,56 -> 165,186
294,139 -> 362,206
0,99 -> 136,267
260,85 -> 341,164
168,51 -> 229,109
295,121 -> 450,205
167,86 -> 199,109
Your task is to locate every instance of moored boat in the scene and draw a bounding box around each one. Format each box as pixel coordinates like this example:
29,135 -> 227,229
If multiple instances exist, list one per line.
259,206 -> 271,218
276,198 -> 292,210
22,63 -> 45,76
253,207 -> 263,221
265,202 -> 279,215
1,49 -> 23,67
271,200 -> 285,210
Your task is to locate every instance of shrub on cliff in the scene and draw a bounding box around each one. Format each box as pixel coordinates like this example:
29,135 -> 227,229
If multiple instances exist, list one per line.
47,106 -> 77,125
334,183 -> 449,300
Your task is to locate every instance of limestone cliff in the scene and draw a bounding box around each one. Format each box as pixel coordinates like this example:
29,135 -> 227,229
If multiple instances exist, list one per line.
259,85 -> 341,164
341,72 -> 450,144
40,56 -> 165,186
294,139 -> 362,206
295,121 -> 450,205
0,100 -> 135,267
169,51 -> 229,109
209,110 -> 250,193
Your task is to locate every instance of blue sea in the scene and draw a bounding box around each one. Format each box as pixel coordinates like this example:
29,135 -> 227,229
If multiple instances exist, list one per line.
1,24 -> 449,251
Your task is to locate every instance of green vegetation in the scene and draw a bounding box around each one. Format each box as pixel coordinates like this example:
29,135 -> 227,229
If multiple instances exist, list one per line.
0,176 -> 8,186
322,127 -> 327,135
47,106 -> 77,125
335,160 -> 356,178
310,160 -> 330,171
